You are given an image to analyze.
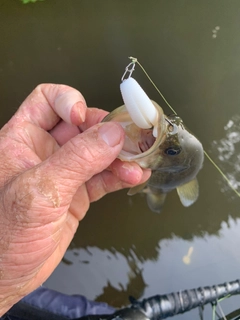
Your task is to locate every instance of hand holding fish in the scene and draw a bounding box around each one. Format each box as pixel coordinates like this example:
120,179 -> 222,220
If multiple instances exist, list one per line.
0,84 -> 150,316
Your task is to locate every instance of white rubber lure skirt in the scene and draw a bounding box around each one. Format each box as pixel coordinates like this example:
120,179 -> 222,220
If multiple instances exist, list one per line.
120,77 -> 158,137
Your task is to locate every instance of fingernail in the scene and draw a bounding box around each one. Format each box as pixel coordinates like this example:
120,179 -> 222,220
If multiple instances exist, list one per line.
55,90 -> 87,124
76,101 -> 86,123
98,122 -> 123,147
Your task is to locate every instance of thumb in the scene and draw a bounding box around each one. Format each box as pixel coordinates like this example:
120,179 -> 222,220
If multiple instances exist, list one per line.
30,122 -> 124,213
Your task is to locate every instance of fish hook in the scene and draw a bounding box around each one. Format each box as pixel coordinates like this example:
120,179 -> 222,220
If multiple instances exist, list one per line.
165,118 -> 178,135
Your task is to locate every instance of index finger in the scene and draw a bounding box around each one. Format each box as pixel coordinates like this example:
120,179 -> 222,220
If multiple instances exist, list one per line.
9,84 -> 87,131
50,108 -> 109,146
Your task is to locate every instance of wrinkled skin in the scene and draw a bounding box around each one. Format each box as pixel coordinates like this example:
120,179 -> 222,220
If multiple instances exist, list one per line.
0,84 -> 151,316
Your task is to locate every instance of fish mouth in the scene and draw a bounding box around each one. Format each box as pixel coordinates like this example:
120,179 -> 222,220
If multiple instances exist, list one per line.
138,129 -> 156,153
103,102 -> 166,165
121,127 -> 156,155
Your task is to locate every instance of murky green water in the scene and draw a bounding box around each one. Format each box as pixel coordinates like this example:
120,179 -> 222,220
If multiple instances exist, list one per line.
1,0 -> 240,318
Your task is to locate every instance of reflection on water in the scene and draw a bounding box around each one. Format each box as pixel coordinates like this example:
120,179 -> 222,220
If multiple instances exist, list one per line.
49,247 -> 143,307
182,246 -> 194,265
213,115 -> 240,194
46,217 -> 240,319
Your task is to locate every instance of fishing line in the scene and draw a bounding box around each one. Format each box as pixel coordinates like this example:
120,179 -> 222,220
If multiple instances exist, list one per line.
217,300 -> 227,320
128,56 -> 240,198
212,303 -> 216,320
129,56 -> 178,115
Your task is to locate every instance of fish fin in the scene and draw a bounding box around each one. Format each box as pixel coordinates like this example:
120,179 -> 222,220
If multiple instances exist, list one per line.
147,192 -> 167,214
176,178 -> 199,207
127,181 -> 148,195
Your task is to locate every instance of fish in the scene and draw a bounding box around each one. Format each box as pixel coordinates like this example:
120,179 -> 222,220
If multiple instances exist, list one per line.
103,78 -> 204,213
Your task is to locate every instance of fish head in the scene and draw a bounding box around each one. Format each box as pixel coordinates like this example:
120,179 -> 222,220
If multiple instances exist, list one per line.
146,114 -> 204,211
151,114 -> 204,182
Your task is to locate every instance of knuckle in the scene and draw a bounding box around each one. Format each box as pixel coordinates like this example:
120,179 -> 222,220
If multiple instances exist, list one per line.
87,172 -> 124,203
68,132 -> 107,171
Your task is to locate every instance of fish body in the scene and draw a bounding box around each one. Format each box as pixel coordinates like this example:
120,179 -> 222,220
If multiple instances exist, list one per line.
103,101 -> 204,213
138,114 -> 204,212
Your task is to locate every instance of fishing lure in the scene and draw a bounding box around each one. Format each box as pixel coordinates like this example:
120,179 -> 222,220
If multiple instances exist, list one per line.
120,57 -> 240,200
120,57 -> 240,197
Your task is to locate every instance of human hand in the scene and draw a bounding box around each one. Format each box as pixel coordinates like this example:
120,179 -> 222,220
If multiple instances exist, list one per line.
0,84 -> 151,315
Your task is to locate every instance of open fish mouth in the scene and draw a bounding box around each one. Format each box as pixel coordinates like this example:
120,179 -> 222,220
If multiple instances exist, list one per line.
138,129 -> 156,153
102,101 -> 166,167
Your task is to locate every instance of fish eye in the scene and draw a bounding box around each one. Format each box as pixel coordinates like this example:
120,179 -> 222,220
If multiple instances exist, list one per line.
164,146 -> 182,156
